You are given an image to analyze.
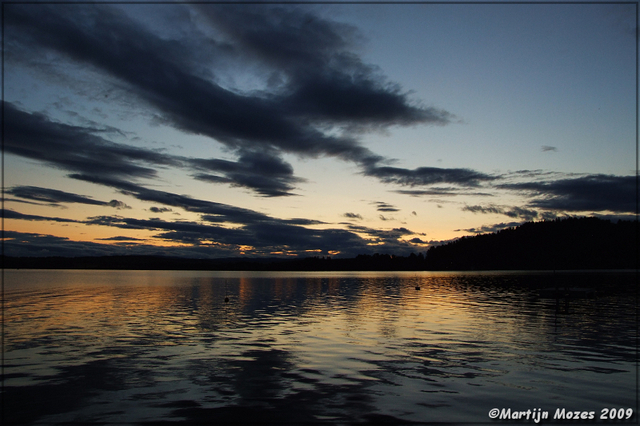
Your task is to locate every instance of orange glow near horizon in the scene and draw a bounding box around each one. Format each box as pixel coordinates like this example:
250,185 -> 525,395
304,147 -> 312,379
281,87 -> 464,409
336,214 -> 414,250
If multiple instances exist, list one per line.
4,218 -> 185,248
4,212 -> 456,258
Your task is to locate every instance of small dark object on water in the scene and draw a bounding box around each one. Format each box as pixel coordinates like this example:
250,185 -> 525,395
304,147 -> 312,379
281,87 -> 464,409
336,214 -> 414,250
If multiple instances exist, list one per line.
224,297 -> 229,303
415,285 -> 420,290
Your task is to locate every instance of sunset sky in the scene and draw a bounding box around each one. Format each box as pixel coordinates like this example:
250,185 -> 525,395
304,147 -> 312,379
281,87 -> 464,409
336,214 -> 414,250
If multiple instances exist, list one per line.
3,2 -> 637,259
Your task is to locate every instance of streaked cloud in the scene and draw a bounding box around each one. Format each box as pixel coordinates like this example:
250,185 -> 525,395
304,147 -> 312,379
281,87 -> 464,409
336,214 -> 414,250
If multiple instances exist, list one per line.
372,201 -> 400,212
455,222 -> 524,234
7,186 -> 108,206
68,174 -> 275,225
4,102 -> 178,180
343,212 -> 363,220
3,209 -> 81,223
363,165 -> 498,187
498,174 -> 636,214
189,149 -> 305,197
149,207 -> 172,213
462,204 -> 541,221
394,188 -> 494,197
96,236 -> 146,241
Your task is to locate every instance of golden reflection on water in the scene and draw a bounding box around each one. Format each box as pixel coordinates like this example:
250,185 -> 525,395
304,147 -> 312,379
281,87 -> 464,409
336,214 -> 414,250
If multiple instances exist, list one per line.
3,270 -> 636,425
0,271 -> 608,352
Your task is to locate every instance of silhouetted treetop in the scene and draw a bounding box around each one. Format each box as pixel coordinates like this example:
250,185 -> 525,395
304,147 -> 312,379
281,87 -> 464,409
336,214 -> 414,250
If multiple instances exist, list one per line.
424,217 -> 637,270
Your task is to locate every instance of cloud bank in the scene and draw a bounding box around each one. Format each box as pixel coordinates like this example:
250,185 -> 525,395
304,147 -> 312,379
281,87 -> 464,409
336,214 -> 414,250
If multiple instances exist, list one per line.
3,3 -> 635,258
6,3 -> 455,196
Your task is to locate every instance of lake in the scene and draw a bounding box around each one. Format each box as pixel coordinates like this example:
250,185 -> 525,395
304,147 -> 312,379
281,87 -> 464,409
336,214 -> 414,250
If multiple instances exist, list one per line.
2,269 -> 637,425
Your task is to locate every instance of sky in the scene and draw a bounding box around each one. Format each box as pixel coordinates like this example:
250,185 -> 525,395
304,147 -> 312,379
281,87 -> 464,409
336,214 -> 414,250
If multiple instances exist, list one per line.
3,2 -> 637,259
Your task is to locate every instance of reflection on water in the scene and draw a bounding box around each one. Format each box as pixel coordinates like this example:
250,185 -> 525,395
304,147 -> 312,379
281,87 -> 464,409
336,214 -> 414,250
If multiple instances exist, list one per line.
3,270 -> 637,424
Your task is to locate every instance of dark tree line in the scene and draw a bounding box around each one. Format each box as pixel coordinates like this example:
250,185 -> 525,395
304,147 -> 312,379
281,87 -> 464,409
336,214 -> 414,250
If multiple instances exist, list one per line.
423,217 -> 637,270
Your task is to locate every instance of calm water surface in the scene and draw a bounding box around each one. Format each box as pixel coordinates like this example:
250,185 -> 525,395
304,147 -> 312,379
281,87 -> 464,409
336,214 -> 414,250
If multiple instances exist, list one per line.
3,270 -> 637,425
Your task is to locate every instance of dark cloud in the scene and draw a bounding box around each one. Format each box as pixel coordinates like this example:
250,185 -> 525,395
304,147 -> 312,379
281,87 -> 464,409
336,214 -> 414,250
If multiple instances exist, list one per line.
6,101 -> 302,198
393,188 -> 494,197
345,224 -> 424,253
68,174 -> 273,225
196,5 -> 454,129
372,201 -> 399,212
5,5 -> 373,162
4,102 -> 180,180
2,230 -> 233,258
85,215 -> 252,244
96,236 -> 146,241
455,222 -> 524,234
107,200 -> 131,209
242,222 -> 362,252
462,204 -> 540,221
3,209 -> 81,223
348,225 -> 415,238
4,203 -> 428,257
498,174 -> 636,213
5,200 -> 420,257
2,197 -> 49,207
3,231 -> 114,257
364,165 -> 498,187
37,176 -> 401,256
5,3 -> 456,192
149,207 -> 172,213
5,1 -> 465,258
83,214 -> 370,257
285,73 -> 454,129
189,149 -> 304,197
343,212 -> 363,220
462,204 -> 506,215
5,198 -> 420,257
281,218 -> 327,226
6,186 -> 106,206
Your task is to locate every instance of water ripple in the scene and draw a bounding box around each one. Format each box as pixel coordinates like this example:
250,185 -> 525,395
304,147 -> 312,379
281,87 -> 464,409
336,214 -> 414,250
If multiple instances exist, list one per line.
3,270 -> 636,425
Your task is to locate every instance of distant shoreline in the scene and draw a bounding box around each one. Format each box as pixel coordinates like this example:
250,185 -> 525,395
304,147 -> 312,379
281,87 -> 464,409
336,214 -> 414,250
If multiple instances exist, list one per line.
4,266 -> 637,274
4,217 -> 637,271
2,254 -> 637,272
